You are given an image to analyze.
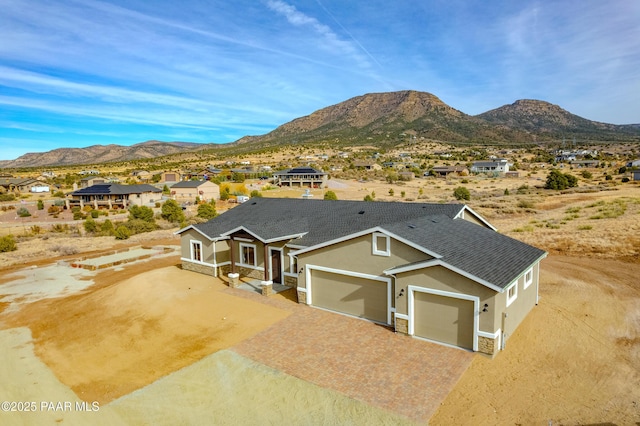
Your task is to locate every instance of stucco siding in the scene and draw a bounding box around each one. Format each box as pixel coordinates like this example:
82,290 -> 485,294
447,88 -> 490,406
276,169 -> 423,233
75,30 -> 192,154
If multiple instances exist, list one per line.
501,262 -> 540,341
396,265 -> 499,334
297,233 -> 429,290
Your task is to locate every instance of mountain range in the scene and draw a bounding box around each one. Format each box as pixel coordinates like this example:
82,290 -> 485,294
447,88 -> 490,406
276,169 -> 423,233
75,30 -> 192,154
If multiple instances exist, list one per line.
2,91 -> 639,168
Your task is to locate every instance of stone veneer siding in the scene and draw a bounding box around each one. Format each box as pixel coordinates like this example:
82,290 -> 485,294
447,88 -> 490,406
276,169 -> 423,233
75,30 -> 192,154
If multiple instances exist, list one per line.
478,336 -> 498,356
182,260 -> 215,276
297,289 -> 307,305
395,317 -> 408,335
284,275 -> 298,287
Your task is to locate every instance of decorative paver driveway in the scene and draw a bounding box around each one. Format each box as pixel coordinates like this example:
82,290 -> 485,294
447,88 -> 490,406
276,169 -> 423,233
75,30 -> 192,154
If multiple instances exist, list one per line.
227,287 -> 473,424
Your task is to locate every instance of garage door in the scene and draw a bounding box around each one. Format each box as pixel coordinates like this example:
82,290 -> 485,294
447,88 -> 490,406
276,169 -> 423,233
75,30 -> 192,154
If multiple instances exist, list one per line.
310,269 -> 388,324
413,291 -> 475,350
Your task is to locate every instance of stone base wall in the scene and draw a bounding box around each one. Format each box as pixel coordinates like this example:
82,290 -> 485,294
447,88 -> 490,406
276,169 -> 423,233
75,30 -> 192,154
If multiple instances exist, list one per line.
297,289 -> 307,305
182,260 -> 215,276
284,275 -> 298,287
478,336 -> 498,356
238,266 -> 263,280
219,264 -> 231,276
395,317 -> 408,335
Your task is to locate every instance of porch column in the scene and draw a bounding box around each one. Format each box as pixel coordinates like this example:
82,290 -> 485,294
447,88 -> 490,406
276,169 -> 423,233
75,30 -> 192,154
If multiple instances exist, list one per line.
263,243 -> 269,281
229,237 -> 236,274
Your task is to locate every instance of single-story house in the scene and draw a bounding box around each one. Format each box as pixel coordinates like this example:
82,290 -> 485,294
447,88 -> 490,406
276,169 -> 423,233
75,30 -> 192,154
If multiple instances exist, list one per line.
430,166 -> 469,178
159,171 -> 182,184
0,178 -> 44,193
633,170 -> 640,181
80,176 -> 107,188
354,161 -> 382,171
273,167 -> 328,188
570,160 -> 600,168
626,159 -> 640,168
67,184 -> 162,209
470,160 -> 510,174
171,180 -> 220,203
176,198 -> 546,356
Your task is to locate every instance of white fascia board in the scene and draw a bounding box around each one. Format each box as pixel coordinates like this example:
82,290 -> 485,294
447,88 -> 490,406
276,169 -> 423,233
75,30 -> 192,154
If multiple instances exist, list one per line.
387,258 -> 504,293
456,205 -> 497,231
220,226 -> 265,242
174,225 -> 218,241
264,232 -> 308,244
290,226 -> 441,258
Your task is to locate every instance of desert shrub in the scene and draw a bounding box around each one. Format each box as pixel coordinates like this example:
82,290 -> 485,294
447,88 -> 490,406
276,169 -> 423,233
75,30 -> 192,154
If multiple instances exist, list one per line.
605,174 -> 613,181
51,245 -> 78,255
250,190 -> 263,198
30,225 -> 42,235
90,210 -> 99,218
114,225 -> 131,240
100,219 -> 114,236
324,191 -> 338,200
84,217 -> 98,233
618,166 -> 627,174
388,188 -> 395,196
197,203 -> 217,220
51,224 -> 69,233
48,205 -> 61,215
504,188 -> 510,195
124,219 -> 158,234
0,235 -> 17,252
577,225 -> 593,230
517,200 -> 536,209
363,194 -> 374,202
161,199 -> 185,223
73,211 -> 84,220
53,191 -> 64,198
129,205 -> 155,223
545,169 -> 578,190
581,170 -> 593,179
71,206 -> 81,213
37,200 -> 44,210
516,184 -> 529,194
17,207 -> 31,217
219,186 -> 231,201
453,186 -> 471,201
0,193 -> 16,202
622,177 -> 630,183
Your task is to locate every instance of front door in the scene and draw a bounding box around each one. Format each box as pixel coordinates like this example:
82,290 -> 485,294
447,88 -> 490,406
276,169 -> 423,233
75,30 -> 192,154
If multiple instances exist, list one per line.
270,249 -> 282,284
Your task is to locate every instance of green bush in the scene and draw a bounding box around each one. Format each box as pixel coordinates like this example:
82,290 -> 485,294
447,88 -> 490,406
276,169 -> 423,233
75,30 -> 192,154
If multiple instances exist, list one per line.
124,218 -> 158,234
84,217 -> 98,233
17,207 -> 31,217
250,190 -> 263,198
100,219 -> 114,236
73,211 -> 84,220
323,191 -> 338,200
197,203 -> 217,220
581,170 -> 593,179
161,199 -> 185,223
363,194 -> 374,202
114,225 -> 131,240
129,205 -> 155,222
90,210 -> 100,218
0,194 -> 16,202
622,177 -> 630,183
453,186 -> 470,201
545,169 -> 578,190
37,200 -> 44,210
0,235 -> 17,252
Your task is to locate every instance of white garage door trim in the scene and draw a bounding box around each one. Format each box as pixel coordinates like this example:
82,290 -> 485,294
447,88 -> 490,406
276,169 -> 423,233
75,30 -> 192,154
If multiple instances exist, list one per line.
306,264 -> 392,325
408,285 -> 479,352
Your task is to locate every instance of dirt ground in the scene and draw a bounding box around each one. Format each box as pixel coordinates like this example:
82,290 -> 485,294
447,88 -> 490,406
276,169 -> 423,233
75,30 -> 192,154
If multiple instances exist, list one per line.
1,176 -> 639,424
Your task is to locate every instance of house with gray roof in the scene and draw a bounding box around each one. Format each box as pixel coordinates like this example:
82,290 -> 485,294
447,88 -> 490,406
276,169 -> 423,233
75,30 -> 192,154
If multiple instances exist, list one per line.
272,167 -> 328,188
68,184 -> 161,209
176,198 -> 546,356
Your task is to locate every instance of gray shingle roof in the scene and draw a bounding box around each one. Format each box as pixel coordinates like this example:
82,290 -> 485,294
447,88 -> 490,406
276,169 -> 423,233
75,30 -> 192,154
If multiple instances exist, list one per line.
191,198 -> 464,245
186,198 -> 545,290
71,184 -> 161,195
171,180 -> 208,188
382,215 -> 546,289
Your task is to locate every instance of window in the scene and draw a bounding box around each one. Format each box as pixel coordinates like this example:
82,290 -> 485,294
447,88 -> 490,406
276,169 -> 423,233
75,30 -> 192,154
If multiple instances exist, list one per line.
506,283 -> 518,307
191,241 -> 202,262
372,233 -> 390,256
523,268 -> 533,289
240,243 -> 256,267
290,256 -> 298,274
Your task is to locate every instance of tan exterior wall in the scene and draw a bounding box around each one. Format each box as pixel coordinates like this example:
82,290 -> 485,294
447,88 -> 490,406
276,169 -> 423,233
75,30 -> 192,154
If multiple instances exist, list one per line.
296,233 -> 430,292
395,265 -> 499,334
173,182 -> 220,202
499,262 -> 540,345
461,210 -> 491,228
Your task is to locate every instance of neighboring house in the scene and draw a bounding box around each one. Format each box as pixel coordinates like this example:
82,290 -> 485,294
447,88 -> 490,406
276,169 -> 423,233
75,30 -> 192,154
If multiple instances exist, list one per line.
171,180 -> 220,203
626,159 -> 640,168
273,167 -> 328,188
176,198 -> 546,356
470,159 -> 510,174
67,184 -> 162,209
131,170 -> 152,182
633,170 -> 640,181
159,171 -> 182,184
0,178 -> 44,193
353,161 -> 382,171
80,176 -> 107,188
398,171 -> 415,181
430,166 -> 469,178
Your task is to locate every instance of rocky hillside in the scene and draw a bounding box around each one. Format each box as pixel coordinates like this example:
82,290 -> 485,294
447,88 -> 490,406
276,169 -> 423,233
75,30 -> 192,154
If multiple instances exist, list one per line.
476,99 -> 640,141
0,140 -> 205,168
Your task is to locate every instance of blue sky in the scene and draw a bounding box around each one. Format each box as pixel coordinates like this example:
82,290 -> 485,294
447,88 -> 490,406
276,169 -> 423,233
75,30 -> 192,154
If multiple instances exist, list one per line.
1,0 -> 639,161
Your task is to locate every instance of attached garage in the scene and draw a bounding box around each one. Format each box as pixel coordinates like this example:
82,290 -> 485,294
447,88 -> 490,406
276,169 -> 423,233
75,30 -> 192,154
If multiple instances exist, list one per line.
410,287 -> 478,351
307,266 -> 390,324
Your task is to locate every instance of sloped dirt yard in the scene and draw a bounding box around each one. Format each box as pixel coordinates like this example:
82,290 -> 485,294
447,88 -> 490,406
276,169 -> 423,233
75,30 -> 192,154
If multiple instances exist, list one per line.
0,250 -> 639,424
